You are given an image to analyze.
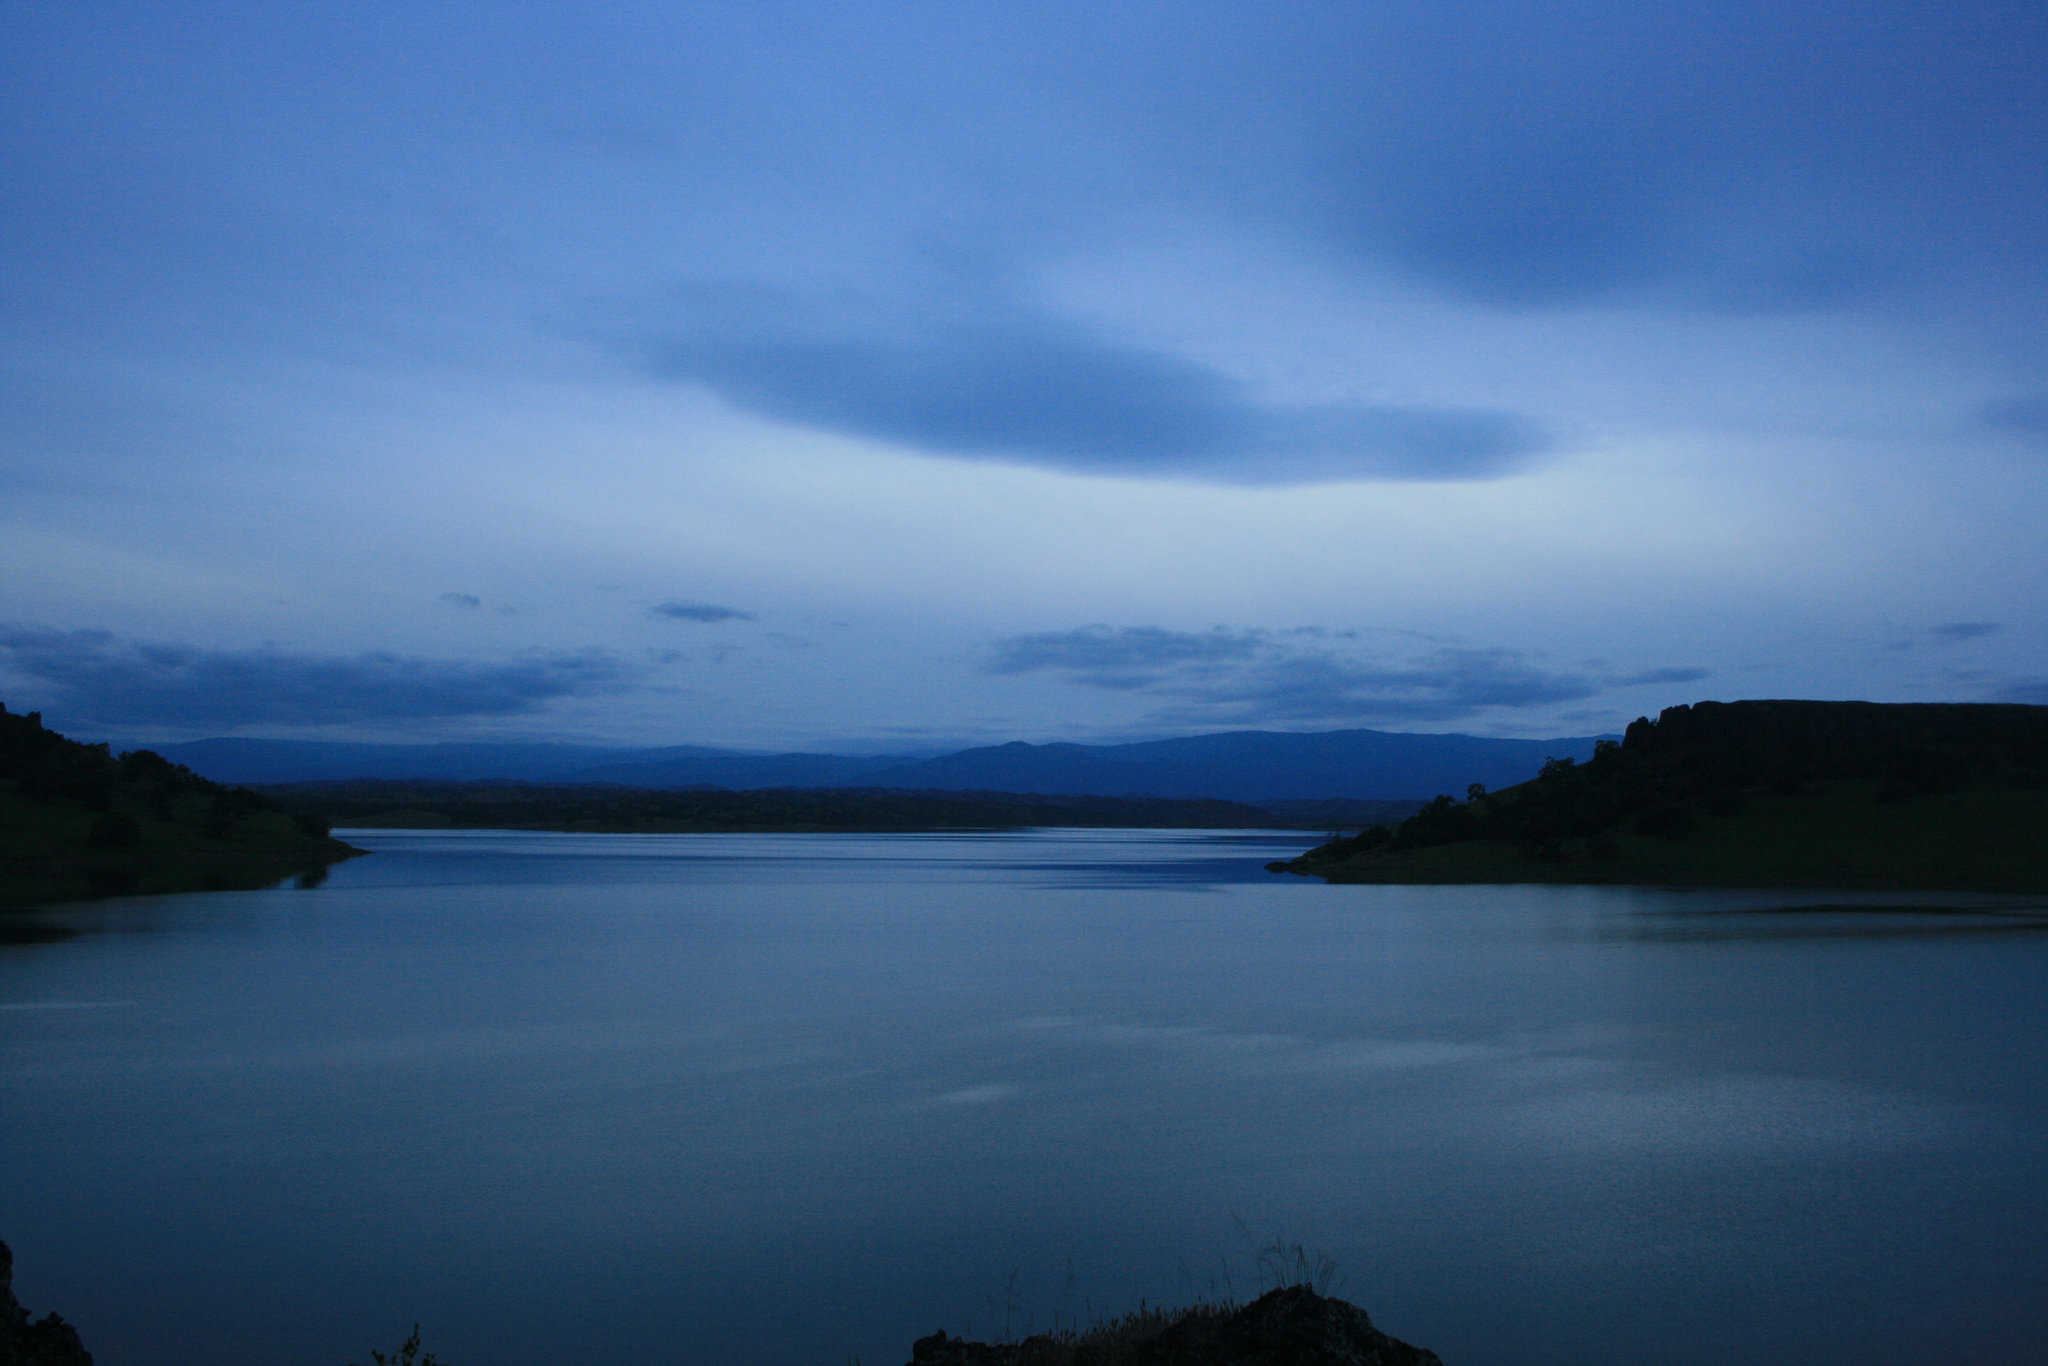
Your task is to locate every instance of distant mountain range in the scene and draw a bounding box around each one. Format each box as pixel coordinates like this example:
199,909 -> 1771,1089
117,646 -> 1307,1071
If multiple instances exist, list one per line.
145,728 -> 1614,803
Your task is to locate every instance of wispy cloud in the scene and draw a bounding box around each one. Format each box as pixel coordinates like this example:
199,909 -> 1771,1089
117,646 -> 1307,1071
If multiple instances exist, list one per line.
1928,622 -> 2001,643
1988,679 -> 2048,705
624,282 -> 1552,485
651,600 -> 757,623
0,627 -> 633,728
1608,666 -> 1711,687
987,626 -> 1266,688
440,592 -> 482,609
986,625 -> 1614,727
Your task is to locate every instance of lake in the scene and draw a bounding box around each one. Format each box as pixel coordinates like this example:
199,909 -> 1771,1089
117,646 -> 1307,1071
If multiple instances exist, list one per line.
3,828 -> 2046,1365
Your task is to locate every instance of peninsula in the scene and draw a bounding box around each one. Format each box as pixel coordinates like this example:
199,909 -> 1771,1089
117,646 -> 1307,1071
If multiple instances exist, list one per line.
0,703 -> 362,912
1274,700 -> 2048,893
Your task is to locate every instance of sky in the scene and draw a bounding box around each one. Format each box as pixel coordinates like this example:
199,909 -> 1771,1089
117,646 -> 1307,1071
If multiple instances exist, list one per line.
3,0 -> 2045,752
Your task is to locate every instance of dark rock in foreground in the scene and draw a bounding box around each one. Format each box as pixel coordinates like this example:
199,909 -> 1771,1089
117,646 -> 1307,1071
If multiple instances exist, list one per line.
1,1242 -> 92,1366
909,1286 -> 1443,1365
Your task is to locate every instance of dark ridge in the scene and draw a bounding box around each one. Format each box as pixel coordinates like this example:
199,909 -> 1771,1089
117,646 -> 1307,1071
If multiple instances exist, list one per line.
142,728 -> 1614,803
1252,798 -> 1428,830
907,1285 -> 1443,1365
258,781 -> 1311,832
1616,699 -> 2048,787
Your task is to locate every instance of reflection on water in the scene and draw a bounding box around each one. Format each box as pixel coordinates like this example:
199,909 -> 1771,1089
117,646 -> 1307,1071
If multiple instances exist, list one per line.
1602,892 -> 2048,941
2,829 -> 2044,1366
0,918 -> 78,946
326,825 -> 1321,886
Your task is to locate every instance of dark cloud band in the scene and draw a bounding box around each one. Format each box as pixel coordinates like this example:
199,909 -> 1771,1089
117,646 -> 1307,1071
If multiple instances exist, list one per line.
0,627 -> 633,728
629,283 -> 1552,484
988,626 -> 1265,685
651,601 -> 757,623
1609,667 -> 1713,686
986,625 -> 1618,727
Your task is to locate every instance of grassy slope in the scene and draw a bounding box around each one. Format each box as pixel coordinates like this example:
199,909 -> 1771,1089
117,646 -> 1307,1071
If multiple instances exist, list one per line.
0,780 -> 363,910
1298,778 -> 2048,891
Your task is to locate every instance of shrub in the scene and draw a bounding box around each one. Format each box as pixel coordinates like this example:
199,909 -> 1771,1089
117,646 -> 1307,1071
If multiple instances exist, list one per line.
354,1325 -> 443,1366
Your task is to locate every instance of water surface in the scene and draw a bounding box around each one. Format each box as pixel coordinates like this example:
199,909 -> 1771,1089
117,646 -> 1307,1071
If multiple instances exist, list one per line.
3,829 -> 2045,1364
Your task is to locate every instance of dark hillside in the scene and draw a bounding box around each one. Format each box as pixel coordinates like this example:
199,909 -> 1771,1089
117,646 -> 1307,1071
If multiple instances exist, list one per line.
0,703 -> 361,911
1615,699 -> 2048,789
1281,700 -> 2048,891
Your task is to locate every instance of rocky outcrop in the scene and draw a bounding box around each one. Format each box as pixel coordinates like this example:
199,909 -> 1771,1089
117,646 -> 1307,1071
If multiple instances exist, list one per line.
0,1243 -> 92,1366
909,1285 -> 1443,1365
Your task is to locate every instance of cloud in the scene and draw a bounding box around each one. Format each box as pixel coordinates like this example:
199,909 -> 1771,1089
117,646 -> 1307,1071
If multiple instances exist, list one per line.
1294,4 -> 2048,312
0,627 -> 633,729
626,282 -> 1552,484
1609,667 -> 1712,686
1177,648 -> 1601,725
1989,680 -> 2048,705
1331,94 -> 1691,307
1982,396 -> 2048,438
987,626 -> 1266,688
987,625 -> 1606,727
439,592 -> 481,609
1928,622 -> 2001,643
651,600 -> 757,623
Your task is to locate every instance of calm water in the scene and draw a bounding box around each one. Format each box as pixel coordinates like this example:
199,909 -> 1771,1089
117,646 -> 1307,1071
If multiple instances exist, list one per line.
3,829 -> 2046,1365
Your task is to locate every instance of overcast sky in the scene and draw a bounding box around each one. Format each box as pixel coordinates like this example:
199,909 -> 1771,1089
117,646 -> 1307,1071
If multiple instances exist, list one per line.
4,0 -> 2044,751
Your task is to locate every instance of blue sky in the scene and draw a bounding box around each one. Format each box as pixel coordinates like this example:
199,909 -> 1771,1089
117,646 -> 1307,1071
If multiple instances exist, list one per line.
3,0 -> 2044,750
